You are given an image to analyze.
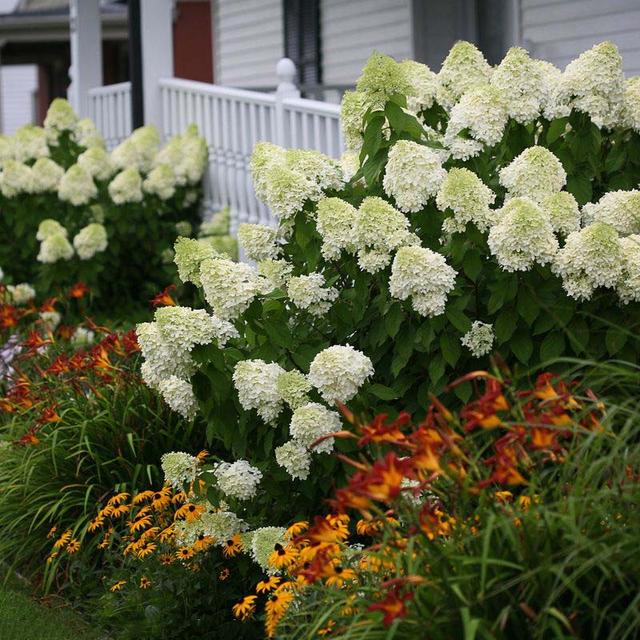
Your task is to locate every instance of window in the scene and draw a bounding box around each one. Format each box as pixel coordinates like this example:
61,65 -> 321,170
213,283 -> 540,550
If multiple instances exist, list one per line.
283,0 -> 322,94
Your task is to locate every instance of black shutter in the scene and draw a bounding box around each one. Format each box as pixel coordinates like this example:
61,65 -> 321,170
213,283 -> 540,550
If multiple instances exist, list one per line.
284,0 -> 322,94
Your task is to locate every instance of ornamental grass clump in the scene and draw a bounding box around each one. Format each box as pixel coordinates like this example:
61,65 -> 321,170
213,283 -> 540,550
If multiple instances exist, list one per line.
135,42 -> 640,620
0,101 -> 208,309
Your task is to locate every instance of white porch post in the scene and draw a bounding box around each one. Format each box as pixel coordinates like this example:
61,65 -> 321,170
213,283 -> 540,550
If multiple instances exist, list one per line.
140,0 -> 174,129
68,0 -> 102,118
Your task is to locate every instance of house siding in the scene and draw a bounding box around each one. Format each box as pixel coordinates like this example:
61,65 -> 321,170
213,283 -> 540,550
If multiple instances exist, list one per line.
521,0 -> 640,75
320,0 -> 413,87
213,0 -> 284,88
1,64 -> 37,135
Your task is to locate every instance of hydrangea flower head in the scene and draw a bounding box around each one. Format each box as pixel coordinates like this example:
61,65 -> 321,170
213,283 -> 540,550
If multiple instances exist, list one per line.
389,245 -> 457,316
553,222 -> 624,300
316,197 -> 358,259
13,125 -> 49,162
174,237 -> 220,286
238,223 -> 280,261
289,402 -> 340,454
276,370 -> 312,409
287,272 -> 338,316
400,59 -> 437,113
36,219 -> 67,241
340,90 -> 373,152
436,41 -> 492,109
1,160 -> 34,196
617,235 -> 640,304
158,376 -> 198,419
37,232 -> 74,264
214,460 -> 263,500
154,306 -> 218,349
73,117 -> 104,149
461,321 -> 495,357
581,190 -> 640,236
383,140 -> 446,212
58,164 -> 97,205
250,142 -> 287,199
77,147 -> 114,181
44,98 -> 77,136
250,527 -> 288,571
233,359 -> 285,423
435,168 -> 495,233
543,192 -> 581,236
275,440 -> 312,480
31,158 -> 64,193
73,223 -> 108,260
622,77 -> 640,131
143,164 -> 176,200
258,258 -> 293,289
108,167 -> 143,204
308,345 -> 374,404
488,197 -> 558,271
499,146 -> 566,203
7,283 -> 35,305
161,451 -> 200,490
356,51 -> 411,103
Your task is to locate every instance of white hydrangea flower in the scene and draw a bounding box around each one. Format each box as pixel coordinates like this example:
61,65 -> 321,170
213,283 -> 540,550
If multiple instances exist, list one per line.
210,315 -> 240,347
400,59 -> 438,113
356,50 -> 412,104
175,220 -> 192,237
499,146 -> 566,203
174,237 -> 220,286
250,142 -> 287,200
0,135 -> 14,166
143,164 -> 176,200
308,345 -> 374,404
286,148 -> 344,193
250,526 -> 288,571
214,460 -> 263,500
287,272 -> 338,316
543,192 -> 581,236
71,327 -> 95,347
37,232 -> 74,264
581,190 -> 640,236
200,258 -> 265,320
622,77 -> 640,131
383,140 -> 446,213
260,164 -> 320,219
554,41 -> 624,129
154,306 -> 218,350
276,370 -> 312,409
537,60 -> 565,120
258,258 -> 294,289
73,117 -> 105,149
354,197 -> 413,273
39,310 -> 61,331
238,223 -> 280,261
36,219 -> 67,241
77,147 -> 115,181
436,41 -> 493,109
158,375 -> 198,419
155,127 -> 208,186
198,510 -> 247,543
275,440 -> 311,480
13,125 -> 49,162
136,321 -> 195,389
553,222 -> 624,300
233,359 -> 285,423
435,168 -> 495,234
161,451 -> 200,489
444,84 -> 508,160
488,197 -> 558,271
1,160 -> 34,196
289,402 -> 340,454
31,158 -> 64,193
72,223 -> 108,260
389,245 -> 457,317
108,167 -> 143,204
490,47 -> 547,123
112,125 -> 160,173
58,164 -> 97,206
6,283 -> 35,305
340,90 -> 374,153
461,321 -> 495,357
617,235 -> 640,304
43,98 -> 77,138
316,197 -> 358,260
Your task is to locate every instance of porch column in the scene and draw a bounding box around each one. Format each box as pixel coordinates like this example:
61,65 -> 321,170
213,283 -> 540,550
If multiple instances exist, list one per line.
140,0 -> 174,129
68,0 -> 102,117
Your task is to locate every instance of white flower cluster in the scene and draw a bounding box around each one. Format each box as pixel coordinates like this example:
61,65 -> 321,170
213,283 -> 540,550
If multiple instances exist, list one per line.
1,160 -> 34,196
58,164 -> 97,206
108,167 -> 143,204
157,375 -> 199,419
249,526 -> 288,572
71,327 -> 95,347
276,370 -> 311,409
233,359 -> 285,423
154,125 -> 208,186
581,190 -> 640,236
618,236 -> 640,304
40,310 -> 61,331
174,236 -> 220,286
316,197 -> 358,260
289,402 -> 340,453
488,197 -> 559,271
72,223 -> 108,260
161,451 -> 200,489
73,117 -> 104,149
307,344 -> 374,404
275,440 -> 311,481
6,283 -> 35,305
499,146 -> 566,203
155,306 -> 219,349
238,223 -> 280,261
43,98 -> 77,139
623,77 -> 640,132
461,321 -> 495,357
213,460 -> 263,500
436,167 -> 495,233
544,192 -> 581,236
287,272 -> 338,316
250,143 -> 343,219
77,147 -> 114,181
389,246 -> 457,317
258,258 -> 293,289
31,158 -> 64,193
383,140 -> 446,212
37,221 -> 74,264
143,164 -> 176,200
13,125 -> 49,162
111,125 -> 160,173
402,59 -> 437,114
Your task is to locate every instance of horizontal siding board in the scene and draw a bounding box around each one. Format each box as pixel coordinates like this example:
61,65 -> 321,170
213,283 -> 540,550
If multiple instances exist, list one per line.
521,0 -> 640,76
1,65 -> 38,135
321,0 -> 412,86
214,0 -> 283,88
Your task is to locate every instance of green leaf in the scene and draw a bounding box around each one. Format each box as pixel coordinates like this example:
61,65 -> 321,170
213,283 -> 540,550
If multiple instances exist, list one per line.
546,117 -> 568,144
384,101 -> 424,138
446,308 -> 472,333
539,332 -> 565,361
566,175 -> 592,205
462,250 -> 483,282
440,332 -> 461,367
494,309 -> 518,343
369,383 -> 400,401
428,355 -> 445,385
517,289 -> 540,325
605,328 -> 627,355
510,329 -> 533,364
385,303 -> 404,338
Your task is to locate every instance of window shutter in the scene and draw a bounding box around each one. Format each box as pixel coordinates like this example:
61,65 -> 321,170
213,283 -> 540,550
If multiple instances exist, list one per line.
284,0 -> 321,93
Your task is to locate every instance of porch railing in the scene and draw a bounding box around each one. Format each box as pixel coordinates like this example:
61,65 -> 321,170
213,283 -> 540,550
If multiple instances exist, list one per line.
87,81 -> 132,150
88,59 -> 344,231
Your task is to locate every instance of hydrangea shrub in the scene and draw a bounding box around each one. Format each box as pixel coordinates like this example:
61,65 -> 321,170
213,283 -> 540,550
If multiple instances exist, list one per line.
139,42 -> 640,542
0,99 -> 208,305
